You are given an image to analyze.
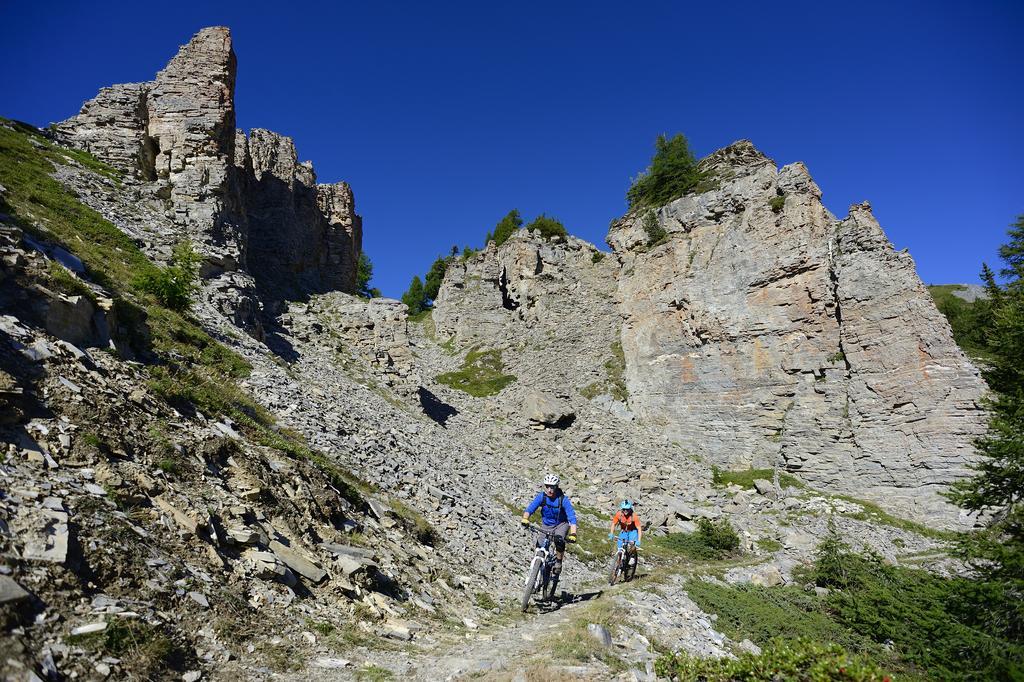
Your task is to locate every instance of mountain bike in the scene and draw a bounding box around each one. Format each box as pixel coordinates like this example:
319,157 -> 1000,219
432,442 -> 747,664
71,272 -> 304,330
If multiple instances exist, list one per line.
608,537 -> 638,585
521,525 -> 560,612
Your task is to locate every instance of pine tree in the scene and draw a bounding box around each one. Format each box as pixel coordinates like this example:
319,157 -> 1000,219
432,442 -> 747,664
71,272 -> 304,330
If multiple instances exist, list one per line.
490,209 -> 523,247
423,256 -> 448,302
401,275 -> 426,315
947,214 -> 1024,640
525,214 -> 567,241
356,253 -> 380,298
626,133 -> 706,209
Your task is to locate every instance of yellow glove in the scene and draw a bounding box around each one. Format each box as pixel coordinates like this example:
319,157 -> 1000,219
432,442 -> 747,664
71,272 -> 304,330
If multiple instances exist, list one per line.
567,533 -> 578,544
521,518 -> 529,527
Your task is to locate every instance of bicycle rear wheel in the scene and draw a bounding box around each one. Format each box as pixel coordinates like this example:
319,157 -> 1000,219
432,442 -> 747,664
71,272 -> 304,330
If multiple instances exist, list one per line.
543,564 -> 559,602
522,558 -> 542,612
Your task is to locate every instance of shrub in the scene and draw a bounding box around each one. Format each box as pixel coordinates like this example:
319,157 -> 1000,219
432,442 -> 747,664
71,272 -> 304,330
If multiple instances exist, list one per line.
696,517 -> 740,555
591,251 -> 605,264
133,241 -> 201,311
641,210 -> 667,246
770,194 -> 786,213
525,214 -> 567,241
655,637 -> 890,681
649,517 -> 741,560
626,133 -> 707,209
486,209 -> 523,247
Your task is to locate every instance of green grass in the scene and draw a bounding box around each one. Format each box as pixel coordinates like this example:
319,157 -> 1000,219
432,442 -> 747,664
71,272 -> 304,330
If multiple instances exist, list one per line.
356,665 -> 394,681
45,260 -> 95,300
390,498 -> 440,546
545,599 -> 625,671
656,638 -> 891,681
474,592 -> 498,610
711,466 -> 804,490
769,194 -> 786,213
756,537 -> 783,553
831,494 -> 953,541
434,346 -> 516,397
680,535 -> 1024,680
69,620 -> 184,677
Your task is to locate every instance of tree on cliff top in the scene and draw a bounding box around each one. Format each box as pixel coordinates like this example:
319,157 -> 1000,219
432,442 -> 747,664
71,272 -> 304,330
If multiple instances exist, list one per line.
525,213 -> 567,241
401,275 -> 426,315
947,213 -> 1024,641
356,252 -> 381,299
485,209 -> 523,247
627,133 -> 705,209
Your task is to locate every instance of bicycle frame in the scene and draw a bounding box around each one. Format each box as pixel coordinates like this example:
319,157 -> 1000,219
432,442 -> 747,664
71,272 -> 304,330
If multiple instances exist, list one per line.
525,526 -> 558,590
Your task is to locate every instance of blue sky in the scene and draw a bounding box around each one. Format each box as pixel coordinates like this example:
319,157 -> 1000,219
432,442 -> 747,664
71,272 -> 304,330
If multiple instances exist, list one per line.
2,1 -> 1021,298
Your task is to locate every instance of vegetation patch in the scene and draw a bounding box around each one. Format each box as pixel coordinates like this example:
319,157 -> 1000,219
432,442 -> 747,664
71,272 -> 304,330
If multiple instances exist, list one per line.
356,665 -> 395,682
647,518 -> 741,561
133,240 -> 202,311
434,346 -> 516,397
641,210 -> 668,247
485,208 -> 523,247
525,213 -> 567,241
545,599 -> 625,670
680,524 -> 1024,680
769,194 -> 786,214
711,466 -> 803,490
69,620 -> 188,678
626,133 -> 708,209
927,284 -> 993,362
391,498 -> 440,546
655,637 -> 890,681
830,494 -> 953,541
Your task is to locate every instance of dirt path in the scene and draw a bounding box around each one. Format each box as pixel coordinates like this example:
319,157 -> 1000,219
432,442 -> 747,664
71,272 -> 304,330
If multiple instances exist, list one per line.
289,588 -> 617,681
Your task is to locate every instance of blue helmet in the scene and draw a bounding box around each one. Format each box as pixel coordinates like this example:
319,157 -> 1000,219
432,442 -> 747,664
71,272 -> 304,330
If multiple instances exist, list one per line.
620,499 -> 634,510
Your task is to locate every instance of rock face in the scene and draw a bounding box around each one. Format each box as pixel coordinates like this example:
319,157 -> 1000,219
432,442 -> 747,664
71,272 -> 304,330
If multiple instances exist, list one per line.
607,141 -> 987,519
432,142 -> 987,522
433,232 -> 622,404
55,26 -> 361,313
238,129 -> 362,299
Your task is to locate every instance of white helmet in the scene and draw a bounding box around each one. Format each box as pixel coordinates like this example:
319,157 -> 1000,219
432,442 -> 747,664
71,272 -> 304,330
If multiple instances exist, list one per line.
543,473 -> 560,487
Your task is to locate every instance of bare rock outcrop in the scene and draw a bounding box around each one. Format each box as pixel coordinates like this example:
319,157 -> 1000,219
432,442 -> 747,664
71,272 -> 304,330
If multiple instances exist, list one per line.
608,141 -> 987,521
433,231 -> 622,405
55,26 -> 362,322
432,142 -> 986,524
239,129 -> 362,301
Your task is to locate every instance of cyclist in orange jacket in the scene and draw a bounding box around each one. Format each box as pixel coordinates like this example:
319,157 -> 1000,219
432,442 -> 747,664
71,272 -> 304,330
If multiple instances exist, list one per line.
608,499 -> 642,553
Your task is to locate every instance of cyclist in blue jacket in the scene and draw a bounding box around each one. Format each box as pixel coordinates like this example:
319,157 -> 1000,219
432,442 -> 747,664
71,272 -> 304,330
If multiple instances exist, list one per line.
521,473 -> 578,585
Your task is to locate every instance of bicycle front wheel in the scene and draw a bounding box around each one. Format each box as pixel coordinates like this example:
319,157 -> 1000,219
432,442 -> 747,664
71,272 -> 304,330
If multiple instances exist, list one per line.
522,558 -> 542,612
609,553 -> 622,586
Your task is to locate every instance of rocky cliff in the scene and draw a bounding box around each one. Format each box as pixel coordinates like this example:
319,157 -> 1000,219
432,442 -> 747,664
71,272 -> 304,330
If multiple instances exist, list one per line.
434,141 -> 987,522
0,25 -> 996,681
55,26 -> 362,315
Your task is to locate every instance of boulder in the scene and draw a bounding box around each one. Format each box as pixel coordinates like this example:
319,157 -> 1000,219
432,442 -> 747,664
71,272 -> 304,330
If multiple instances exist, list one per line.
522,392 -> 574,427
